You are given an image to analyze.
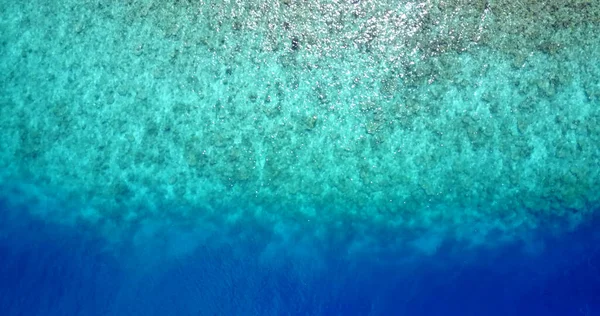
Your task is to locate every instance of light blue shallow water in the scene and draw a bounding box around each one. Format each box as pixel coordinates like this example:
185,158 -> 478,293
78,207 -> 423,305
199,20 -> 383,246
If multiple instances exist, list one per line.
1,0 -> 599,314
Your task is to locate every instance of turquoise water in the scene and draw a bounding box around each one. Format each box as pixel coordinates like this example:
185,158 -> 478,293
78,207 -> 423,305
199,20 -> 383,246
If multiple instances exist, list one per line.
1,0 -> 599,314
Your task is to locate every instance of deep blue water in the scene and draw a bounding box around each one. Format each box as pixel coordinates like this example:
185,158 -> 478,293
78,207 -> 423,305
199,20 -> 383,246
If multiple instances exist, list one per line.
1,199 -> 599,316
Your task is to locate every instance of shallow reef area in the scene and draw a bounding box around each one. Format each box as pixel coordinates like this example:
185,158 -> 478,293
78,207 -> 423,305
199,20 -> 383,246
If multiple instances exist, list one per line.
0,0 -> 599,257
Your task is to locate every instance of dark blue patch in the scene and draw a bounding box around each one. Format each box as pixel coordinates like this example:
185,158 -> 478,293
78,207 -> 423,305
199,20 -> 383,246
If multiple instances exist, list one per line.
1,199 -> 599,316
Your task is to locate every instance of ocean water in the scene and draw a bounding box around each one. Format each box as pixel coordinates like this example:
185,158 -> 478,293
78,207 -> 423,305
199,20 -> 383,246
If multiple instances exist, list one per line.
1,0 -> 599,315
